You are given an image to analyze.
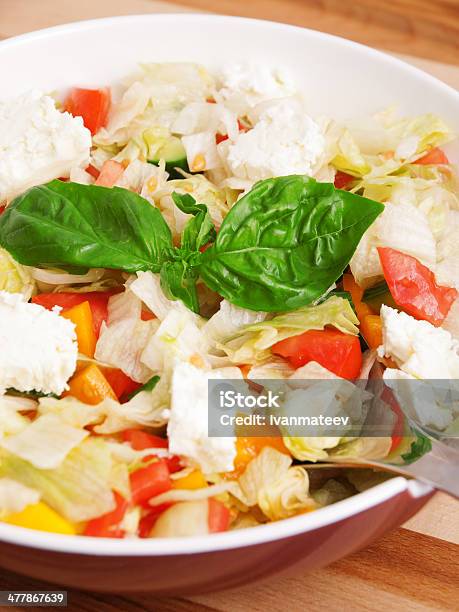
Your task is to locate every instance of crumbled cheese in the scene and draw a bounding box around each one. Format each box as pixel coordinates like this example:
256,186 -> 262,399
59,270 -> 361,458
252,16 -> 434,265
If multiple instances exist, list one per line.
378,305 -> 459,379
224,100 -> 325,183
167,362 -> 238,474
217,62 -> 294,110
0,291 -> 77,395
0,90 -> 91,202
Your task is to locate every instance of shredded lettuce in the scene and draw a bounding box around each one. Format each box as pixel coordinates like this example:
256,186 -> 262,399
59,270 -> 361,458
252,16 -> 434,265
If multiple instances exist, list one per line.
332,111 -> 454,179
0,438 -> 122,522
350,202 -> 436,288
203,299 -> 267,344
0,413 -> 88,469
154,174 -> 229,239
95,291 -> 158,383
0,248 -> 35,299
38,388 -> 169,434
218,296 -> 359,364
237,447 -> 314,520
0,478 -> 40,518
0,396 -> 31,439
95,63 -> 214,148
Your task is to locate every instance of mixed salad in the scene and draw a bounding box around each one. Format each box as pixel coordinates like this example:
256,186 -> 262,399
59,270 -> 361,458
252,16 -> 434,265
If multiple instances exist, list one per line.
0,62 -> 458,539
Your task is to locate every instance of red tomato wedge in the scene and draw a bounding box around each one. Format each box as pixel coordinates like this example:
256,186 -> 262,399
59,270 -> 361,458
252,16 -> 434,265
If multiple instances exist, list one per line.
216,119 -> 249,144
122,429 -> 168,450
130,460 -> 172,506
0,204 -> 6,215
95,160 -> 125,187
334,171 -> 355,190
140,310 -> 156,322
122,430 -> 182,473
138,503 -> 174,538
414,147 -> 449,165
102,370 -> 140,400
377,247 -> 457,326
32,291 -> 115,337
65,88 -> 111,135
83,492 -> 128,538
208,499 -> 230,533
85,164 -> 100,180
272,329 -> 362,379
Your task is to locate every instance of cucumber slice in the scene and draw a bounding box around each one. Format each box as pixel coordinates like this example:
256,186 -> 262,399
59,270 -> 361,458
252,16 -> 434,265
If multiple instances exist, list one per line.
362,281 -> 397,311
148,137 -> 189,179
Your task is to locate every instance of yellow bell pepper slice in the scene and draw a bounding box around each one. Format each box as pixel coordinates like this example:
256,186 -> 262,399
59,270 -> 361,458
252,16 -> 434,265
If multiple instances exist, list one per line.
65,363 -> 117,405
5,502 -> 76,535
172,470 -> 208,490
61,300 -> 97,358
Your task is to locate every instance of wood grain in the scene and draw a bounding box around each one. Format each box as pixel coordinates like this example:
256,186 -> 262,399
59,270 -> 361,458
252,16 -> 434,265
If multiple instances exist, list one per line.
0,527 -> 457,612
174,0 -> 459,65
1,0 -> 458,65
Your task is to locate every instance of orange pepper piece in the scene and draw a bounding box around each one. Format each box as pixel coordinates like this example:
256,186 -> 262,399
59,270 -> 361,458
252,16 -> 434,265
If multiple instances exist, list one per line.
61,301 -> 97,358
65,364 -> 117,405
360,314 -> 383,349
233,436 -> 290,475
343,273 -> 375,322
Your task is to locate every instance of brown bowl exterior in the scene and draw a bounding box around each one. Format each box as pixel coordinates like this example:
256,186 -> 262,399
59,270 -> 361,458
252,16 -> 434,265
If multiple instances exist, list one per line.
0,487 -> 432,595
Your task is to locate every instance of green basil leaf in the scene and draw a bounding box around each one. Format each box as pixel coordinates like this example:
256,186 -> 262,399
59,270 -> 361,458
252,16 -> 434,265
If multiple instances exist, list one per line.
172,192 -> 207,215
160,259 -> 200,314
125,375 -> 160,401
182,212 -> 216,252
200,175 -> 384,311
172,192 -> 216,252
401,431 -> 432,464
0,180 -> 173,273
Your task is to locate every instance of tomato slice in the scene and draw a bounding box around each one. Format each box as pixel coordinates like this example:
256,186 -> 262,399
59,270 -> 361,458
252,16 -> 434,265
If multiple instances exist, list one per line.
122,429 -> 168,450
140,310 -> 156,321
32,291 -> 115,337
377,247 -> 457,326
216,119 -> 249,144
65,88 -> 111,135
138,503 -> 174,538
130,460 -> 172,506
207,499 -> 230,533
122,430 -> 182,473
272,328 -> 362,379
414,147 -> 449,165
85,164 -> 100,180
83,492 -> 128,538
165,455 -> 183,474
102,370 -> 140,400
334,171 -> 355,190
95,160 -> 125,187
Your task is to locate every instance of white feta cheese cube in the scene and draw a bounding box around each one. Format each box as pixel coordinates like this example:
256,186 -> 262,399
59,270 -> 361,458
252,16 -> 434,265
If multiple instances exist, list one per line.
0,291 -> 77,395
0,90 -> 91,202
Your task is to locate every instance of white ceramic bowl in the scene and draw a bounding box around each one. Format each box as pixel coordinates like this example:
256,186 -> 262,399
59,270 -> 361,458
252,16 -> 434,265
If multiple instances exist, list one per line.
0,13 -> 457,594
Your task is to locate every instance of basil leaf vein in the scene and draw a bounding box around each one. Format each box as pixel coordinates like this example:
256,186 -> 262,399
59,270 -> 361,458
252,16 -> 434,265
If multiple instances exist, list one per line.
0,180 -> 173,273
199,175 -> 384,311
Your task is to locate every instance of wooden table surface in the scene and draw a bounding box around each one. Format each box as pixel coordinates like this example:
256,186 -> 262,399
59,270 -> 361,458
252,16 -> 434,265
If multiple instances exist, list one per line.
0,1 -> 458,610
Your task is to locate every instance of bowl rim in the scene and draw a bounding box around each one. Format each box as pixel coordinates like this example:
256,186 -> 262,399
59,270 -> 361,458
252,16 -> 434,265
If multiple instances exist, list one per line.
0,478 -> 432,556
1,12 -> 458,103
0,12 -> 443,556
